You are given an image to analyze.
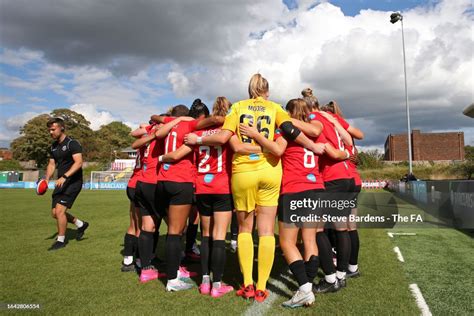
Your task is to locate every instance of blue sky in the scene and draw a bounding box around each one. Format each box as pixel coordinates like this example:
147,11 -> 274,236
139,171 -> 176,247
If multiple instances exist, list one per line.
283,0 -> 431,15
0,0 -> 472,149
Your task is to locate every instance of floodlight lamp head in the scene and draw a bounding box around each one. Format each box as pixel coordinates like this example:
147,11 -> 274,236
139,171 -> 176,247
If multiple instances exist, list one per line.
390,12 -> 402,24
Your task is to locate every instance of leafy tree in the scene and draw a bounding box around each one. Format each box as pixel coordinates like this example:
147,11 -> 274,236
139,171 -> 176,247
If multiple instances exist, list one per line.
95,121 -> 135,162
452,161 -> 474,180
50,108 -> 101,160
465,145 -> 474,162
10,110 -> 135,167
0,160 -> 24,171
357,149 -> 384,169
11,114 -> 51,167
11,109 -> 99,167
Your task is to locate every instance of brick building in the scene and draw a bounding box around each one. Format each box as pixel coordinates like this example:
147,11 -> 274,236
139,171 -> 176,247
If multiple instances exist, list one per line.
384,130 -> 465,161
0,148 -> 13,160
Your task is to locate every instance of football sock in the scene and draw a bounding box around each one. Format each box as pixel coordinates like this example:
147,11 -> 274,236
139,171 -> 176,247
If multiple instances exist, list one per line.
152,230 -> 160,254
326,228 -> 337,248
123,256 -> 133,265
305,255 -> 320,283
257,235 -> 275,291
300,282 -> 313,293
325,273 -> 336,284
336,230 -> 351,274
186,223 -> 199,252
74,219 -> 84,228
316,232 -> 336,275
138,231 -> 154,268
348,264 -> 358,273
349,230 -> 360,266
123,233 -> 135,257
211,240 -> 226,282
132,235 -> 139,258
230,212 -> 238,241
336,270 -> 346,279
166,234 -> 182,280
289,260 -> 309,287
237,233 -> 254,286
57,235 -> 65,243
200,236 -> 210,275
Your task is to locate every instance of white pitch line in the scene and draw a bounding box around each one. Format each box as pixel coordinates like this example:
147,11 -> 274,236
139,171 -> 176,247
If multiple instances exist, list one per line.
393,246 -> 405,262
409,284 -> 432,316
244,274 -> 293,316
387,232 -> 417,238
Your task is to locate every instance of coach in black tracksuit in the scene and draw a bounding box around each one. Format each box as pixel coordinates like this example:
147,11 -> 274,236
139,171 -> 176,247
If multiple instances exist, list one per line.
45,117 -> 89,251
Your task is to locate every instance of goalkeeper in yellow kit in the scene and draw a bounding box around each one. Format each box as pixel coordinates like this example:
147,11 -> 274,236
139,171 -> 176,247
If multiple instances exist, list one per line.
185,74 -> 325,302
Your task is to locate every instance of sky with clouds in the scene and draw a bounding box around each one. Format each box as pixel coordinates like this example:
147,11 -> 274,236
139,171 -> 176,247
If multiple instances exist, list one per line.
0,0 -> 472,151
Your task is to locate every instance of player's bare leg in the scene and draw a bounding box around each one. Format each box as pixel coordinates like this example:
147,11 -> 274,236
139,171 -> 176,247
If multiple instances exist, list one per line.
48,204 -> 67,250
65,209 -> 88,241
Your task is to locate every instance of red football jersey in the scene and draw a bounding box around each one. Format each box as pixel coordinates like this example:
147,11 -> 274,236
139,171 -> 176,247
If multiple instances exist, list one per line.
157,120 -> 198,183
279,131 -> 325,194
344,143 -> 362,186
332,113 -> 361,186
309,112 -> 351,182
193,127 -> 232,194
128,146 -> 145,188
139,125 -> 163,184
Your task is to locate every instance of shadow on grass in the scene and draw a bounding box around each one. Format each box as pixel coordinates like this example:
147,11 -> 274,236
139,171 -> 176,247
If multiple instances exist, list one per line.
130,232 -> 300,292
45,227 -> 83,241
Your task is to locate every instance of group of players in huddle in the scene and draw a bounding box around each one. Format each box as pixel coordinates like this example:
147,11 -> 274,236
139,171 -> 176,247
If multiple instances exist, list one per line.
121,73 -> 364,308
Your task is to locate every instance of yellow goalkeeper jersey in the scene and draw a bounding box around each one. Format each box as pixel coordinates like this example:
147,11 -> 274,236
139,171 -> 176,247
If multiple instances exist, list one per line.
222,97 -> 291,173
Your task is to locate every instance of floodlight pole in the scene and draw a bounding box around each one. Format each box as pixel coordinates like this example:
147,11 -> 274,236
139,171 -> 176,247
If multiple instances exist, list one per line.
392,12 -> 413,175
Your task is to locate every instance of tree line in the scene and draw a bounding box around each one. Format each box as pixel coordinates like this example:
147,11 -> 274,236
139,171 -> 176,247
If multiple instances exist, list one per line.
10,109 -> 135,168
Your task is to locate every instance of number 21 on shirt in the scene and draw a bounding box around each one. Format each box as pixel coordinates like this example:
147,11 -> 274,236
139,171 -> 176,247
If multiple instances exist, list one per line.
198,145 -> 223,173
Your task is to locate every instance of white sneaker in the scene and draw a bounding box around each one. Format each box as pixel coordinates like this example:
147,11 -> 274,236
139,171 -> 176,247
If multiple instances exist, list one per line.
282,290 -> 315,308
166,278 -> 194,292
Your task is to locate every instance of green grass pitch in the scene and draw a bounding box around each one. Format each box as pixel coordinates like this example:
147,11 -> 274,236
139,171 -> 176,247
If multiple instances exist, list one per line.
1,189 -> 472,315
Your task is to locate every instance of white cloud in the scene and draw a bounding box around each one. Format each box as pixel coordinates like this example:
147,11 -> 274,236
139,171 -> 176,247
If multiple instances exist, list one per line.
69,104 -> 116,130
0,0 -> 472,148
167,71 -> 192,97
5,111 -> 45,131
0,95 -> 17,105
1,111 -> 48,146
175,0 -> 473,145
0,48 -> 43,67
28,97 -> 47,103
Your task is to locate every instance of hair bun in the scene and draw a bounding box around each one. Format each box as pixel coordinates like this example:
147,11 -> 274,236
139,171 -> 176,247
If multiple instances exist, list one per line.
301,88 -> 313,97
192,98 -> 202,107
